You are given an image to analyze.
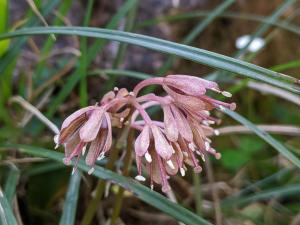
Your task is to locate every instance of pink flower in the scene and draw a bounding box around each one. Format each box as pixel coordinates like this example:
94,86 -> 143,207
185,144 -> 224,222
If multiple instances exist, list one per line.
55,106 -> 112,168
55,74 -> 236,192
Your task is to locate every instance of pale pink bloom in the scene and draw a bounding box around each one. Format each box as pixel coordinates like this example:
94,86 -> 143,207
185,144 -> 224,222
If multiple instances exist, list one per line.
56,106 -> 112,167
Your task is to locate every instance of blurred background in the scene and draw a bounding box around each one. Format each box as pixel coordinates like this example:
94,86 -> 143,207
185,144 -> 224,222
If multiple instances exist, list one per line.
1,0 -> 300,225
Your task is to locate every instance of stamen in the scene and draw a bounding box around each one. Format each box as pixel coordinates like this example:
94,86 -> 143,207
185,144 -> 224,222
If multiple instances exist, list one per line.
167,160 -> 175,169
222,91 -> 232,97
211,87 -> 221,93
183,151 -> 189,157
54,134 -> 59,149
188,143 -> 196,151
88,167 -> 95,175
135,175 -> 146,181
129,91 -> 135,96
82,146 -> 86,156
113,87 -> 119,92
145,152 -> 152,163
151,184 -> 154,190
97,152 -> 105,161
214,129 -> 220,136
205,141 -> 210,151
180,167 -> 186,177
120,117 -> 125,123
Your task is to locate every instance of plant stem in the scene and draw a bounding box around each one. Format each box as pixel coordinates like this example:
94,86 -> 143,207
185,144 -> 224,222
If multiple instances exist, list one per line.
109,128 -> 134,225
193,172 -> 202,216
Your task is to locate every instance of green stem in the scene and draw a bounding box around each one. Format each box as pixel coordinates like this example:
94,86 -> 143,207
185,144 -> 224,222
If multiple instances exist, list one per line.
109,128 -> 134,225
193,173 -> 202,216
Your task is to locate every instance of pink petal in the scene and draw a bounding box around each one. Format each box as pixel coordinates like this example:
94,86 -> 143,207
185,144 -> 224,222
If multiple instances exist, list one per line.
64,131 -> 80,158
162,105 -> 178,142
170,105 -> 193,142
166,75 -> 219,93
79,108 -> 105,142
85,129 -> 107,166
134,125 -> 150,156
61,106 -> 96,131
163,85 -> 206,112
151,125 -> 173,160
103,113 -> 112,152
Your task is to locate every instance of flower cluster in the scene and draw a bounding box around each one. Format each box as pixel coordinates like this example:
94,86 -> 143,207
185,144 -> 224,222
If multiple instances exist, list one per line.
55,75 -> 236,192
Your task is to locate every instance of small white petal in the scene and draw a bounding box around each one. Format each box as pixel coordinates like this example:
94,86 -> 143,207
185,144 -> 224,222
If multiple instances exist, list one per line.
145,152 -> 152,163
180,167 -> 186,177
88,167 -> 95,175
135,175 -> 146,182
167,160 -> 175,169
222,91 -> 232,98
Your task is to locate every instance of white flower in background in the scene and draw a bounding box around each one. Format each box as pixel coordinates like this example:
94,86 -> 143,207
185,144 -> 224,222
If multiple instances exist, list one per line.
235,35 -> 265,53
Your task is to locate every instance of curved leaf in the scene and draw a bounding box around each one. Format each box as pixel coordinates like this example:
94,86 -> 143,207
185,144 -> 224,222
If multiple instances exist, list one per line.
0,27 -> 299,93
0,144 -> 212,225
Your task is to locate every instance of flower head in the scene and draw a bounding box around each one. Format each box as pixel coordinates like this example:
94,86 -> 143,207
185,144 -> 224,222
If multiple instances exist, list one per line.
55,74 -> 236,192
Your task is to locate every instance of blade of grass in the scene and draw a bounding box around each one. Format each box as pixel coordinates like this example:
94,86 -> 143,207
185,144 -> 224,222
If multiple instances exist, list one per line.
222,183 -> 300,207
137,11 -> 300,36
270,59 -> 300,72
59,170 -> 81,225
79,0 -> 94,107
0,27 -> 299,93
0,144 -> 212,225
221,108 -> 300,169
3,164 -> 20,205
0,188 -> 18,225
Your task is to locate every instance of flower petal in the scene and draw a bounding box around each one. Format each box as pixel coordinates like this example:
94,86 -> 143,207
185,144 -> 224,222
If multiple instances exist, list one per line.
134,125 -> 150,156
85,129 -> 107,166
170,105 -> 193,142
162,105 -> 178,142
151,125 -> 173,159
79,108 -> 105,142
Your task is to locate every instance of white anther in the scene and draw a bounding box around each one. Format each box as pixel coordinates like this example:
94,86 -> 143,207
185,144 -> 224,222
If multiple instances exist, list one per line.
206,120 -> 215,125
54,134 -> 59,149
97,153 -> 105,161
129,91 -> 135,96
72,167 -> 76,175
82,146 -> 86,156
167,160 -> 175,169
211,87 -> 221,93
202,120 -> 209,126
135,175 -> 146,182
183,151 -> 189,157
88,167 -> 95,175
196,150 -> 201,156
114,87 -> 119,91
180,167 -> 186,177
151,184 -> 154,190
214,129 -> 220,136
205,138 -> 212,143
222,91 -> 232,98
202,110 -> 210,116
205,141 -> 210,151
188,143 -> 196,151
201,154 -> 206,162
219,105 -> 225,111
120,117 -> 125,123
145,152 -> 152,163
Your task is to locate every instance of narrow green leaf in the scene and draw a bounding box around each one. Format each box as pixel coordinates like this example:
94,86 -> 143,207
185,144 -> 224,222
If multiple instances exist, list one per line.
222,108 -> 300,169
0,189 -> 18,225
0,144 -> 212,225
222,183 -> 300,207
0,27 -> 299,93
59,171 -> 81,225
137,11 -> 300,36
3,164 -> 20,205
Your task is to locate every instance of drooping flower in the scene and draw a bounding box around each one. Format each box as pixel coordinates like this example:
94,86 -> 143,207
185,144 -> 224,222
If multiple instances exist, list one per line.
55,105 -> 112,172
55,74 -> 236,193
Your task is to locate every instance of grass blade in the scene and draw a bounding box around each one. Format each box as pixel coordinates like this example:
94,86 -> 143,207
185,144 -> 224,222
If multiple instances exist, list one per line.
222,108 -> 300,169
3,164 -> 20,205
0,189 -> 18,225
0,27 -> 299,93
59,171 -> 81,225
0,144 -> 213,225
